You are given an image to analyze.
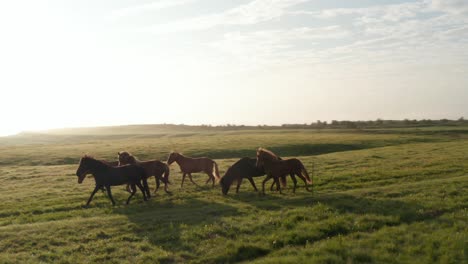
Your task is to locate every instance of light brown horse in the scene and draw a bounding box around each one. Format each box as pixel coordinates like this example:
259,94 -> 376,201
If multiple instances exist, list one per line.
118,151 -> 170,194
256,148 -> 312,194
167,152 -> 220,187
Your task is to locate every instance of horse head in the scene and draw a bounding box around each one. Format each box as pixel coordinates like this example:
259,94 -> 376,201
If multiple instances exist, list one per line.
117,151 -> 132,166
76,156 -> 93,184
219,166 -> 234,195
167,152 -> 179,165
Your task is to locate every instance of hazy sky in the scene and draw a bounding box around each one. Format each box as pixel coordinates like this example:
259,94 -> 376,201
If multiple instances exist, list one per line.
0,0 -> 467,136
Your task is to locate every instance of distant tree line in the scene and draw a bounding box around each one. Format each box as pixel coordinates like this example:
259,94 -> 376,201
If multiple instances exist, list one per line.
281,117 -> 467,129
151,118 -> 468,131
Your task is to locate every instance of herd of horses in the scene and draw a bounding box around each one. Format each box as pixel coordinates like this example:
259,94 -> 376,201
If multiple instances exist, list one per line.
75,148 -> 313,206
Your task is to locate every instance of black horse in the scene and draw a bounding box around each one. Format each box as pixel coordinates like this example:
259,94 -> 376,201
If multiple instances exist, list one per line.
220,157 -> 286,195
75,155 -> 148,206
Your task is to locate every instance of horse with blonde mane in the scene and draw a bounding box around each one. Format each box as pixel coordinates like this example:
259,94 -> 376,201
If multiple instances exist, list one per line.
118,151 -> 170,194
256,148 -> 312,194
167,152 -> 220,187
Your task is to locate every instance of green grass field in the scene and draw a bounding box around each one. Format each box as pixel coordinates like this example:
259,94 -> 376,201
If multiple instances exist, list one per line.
0,127 -> 467,263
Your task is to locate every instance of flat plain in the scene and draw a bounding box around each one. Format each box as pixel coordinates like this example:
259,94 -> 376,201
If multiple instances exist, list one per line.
0,126 -> 467,263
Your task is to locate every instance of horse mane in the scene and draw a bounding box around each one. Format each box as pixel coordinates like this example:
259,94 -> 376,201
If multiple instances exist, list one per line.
171,152 -> 185,158
257,148 -> 279,160
81,155 -> 111,169
128,155 -> 138,162
118,151 -> 139,162
221,165 -> 235,180
125,152 -> 139,162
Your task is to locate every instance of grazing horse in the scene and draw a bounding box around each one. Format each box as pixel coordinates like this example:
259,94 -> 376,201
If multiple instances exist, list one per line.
167,152 -> 220,187
220,157 -> 287,195
75,155 -> 148,206
118,151 -> 170,194
256,148 -> 312,194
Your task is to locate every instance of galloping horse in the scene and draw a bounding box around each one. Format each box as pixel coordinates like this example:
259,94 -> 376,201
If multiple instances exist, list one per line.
118,151 -> 170,194
220,157 -> 287,195
167,152 -> 220,187
75,155 -> 148,206
256,148 -> 312,194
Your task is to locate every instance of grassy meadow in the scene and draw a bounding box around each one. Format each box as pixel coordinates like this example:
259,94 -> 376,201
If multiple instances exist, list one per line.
0,126 -> 467,263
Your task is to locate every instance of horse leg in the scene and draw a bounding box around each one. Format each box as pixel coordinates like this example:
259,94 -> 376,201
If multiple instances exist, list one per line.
188,173 -> 198,186
235,178 -> 243,193
273,177 -> 282,194
270,180 -> 276,192
143,178 -> 151,199
261,175 -> 272,195
86,185 -> 101,206
125,184 -> 132,193
105,185 -> 116,206
290,174 -> 298,193
247,176 -> 258,192
296,173 -> 311,192
154,176 -> 160,193
136,181 -> 148,201
181,173 -> 186,187
205,173 -> 212,185
126,184 -> 137,205
163,172 -> 170,194
208,173 -> 216,187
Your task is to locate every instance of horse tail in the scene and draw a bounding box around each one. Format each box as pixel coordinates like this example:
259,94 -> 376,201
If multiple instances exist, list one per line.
164,164 -> 171,184
213,161 -> 221,180
301,162 -> 312,184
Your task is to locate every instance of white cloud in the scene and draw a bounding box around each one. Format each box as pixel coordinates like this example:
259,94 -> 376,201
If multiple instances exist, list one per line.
316,1 -> 427,22
109,0 -> 197,19
205,0 -> 468,76
141,0 -> 309,33
431,0 -> 468,14
204,25 -> 349,74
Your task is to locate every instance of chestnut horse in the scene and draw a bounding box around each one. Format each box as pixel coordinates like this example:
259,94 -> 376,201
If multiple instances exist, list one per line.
167,152 -> 220,187
75,155 -> 148,206
220,157 -> 287,195
118,151 -> 170,194
256,148 -> 312,194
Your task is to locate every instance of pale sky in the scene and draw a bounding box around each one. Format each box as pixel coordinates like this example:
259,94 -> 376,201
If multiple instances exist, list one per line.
0,0 -> 467,136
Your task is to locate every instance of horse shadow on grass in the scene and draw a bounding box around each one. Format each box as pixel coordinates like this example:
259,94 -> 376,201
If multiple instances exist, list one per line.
112,198 -> 239,263
227,191 -> 446,225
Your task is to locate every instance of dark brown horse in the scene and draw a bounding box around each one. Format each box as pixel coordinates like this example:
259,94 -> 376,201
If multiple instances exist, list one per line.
75,155 -> 148,206
256,148 -> 312,194
118,151 -> 170,194
167,152 -> 220,187
82,160 -> 125,193
220,157 -> 287,195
